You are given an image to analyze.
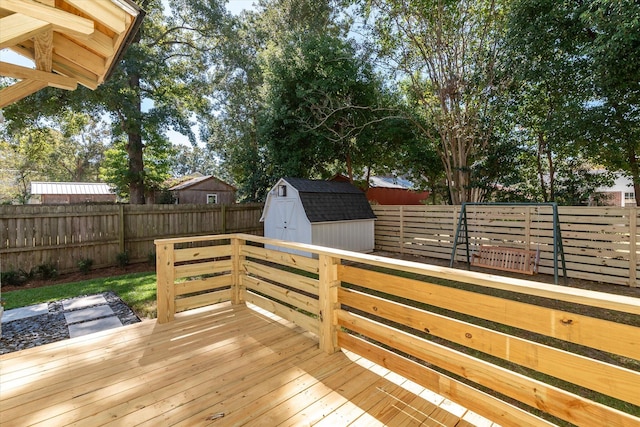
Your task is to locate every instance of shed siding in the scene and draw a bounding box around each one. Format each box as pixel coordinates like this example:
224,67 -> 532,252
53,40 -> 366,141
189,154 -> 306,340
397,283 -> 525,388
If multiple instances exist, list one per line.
311,220 -> 374,252
263,185 -> 313,257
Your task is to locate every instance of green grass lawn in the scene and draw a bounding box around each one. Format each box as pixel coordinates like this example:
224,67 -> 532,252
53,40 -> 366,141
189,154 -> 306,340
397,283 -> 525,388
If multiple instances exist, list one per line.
1,272 -> 158,319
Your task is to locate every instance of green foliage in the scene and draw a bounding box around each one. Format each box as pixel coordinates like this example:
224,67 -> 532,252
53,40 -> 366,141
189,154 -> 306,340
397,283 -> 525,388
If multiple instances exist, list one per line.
0,108 -> 112,204
505,0 -> 640,204
77,258 -> 94,275
99,137 -> 173,202
209,0 -> 407,200
116,252 -> 130,268
0,269 -> 31,287
2,0 -> 226,204
32,262 -> 59,280
362,0 -> 509,204
3,0 -> 637,207
169,144 -> 219,177
259,32 -> 386,180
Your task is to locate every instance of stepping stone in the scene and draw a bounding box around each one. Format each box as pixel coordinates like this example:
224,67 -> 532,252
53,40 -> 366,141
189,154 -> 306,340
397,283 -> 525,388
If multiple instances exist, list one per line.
1,303 -> 49,323
64,305 -> 115,324
68,316 -> 123,338
62,294 -> 107,311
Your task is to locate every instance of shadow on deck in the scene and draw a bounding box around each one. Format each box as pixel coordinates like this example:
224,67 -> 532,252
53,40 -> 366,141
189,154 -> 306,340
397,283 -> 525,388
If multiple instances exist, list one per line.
0,302 -> 490,427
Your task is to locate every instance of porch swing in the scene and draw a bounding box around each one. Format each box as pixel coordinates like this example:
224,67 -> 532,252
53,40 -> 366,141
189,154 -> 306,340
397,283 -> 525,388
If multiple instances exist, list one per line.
449,203 -> 567,284
472,205 -> 541,275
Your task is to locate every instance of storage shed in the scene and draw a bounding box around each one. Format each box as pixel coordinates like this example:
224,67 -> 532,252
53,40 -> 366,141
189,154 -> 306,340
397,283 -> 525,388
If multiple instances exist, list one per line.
260,177 -> 376,255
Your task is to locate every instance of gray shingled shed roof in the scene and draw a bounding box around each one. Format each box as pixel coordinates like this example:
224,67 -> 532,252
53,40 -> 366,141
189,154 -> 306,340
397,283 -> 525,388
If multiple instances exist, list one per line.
284,177 -> 376,223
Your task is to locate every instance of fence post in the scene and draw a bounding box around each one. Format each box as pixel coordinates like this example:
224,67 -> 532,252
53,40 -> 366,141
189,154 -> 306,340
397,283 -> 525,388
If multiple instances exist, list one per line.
156,241 -> 175,323
318,253 -> 340,354
399,206 -> 405,255
630,207 -> 637,288
231,236 -> 245,304
118,204 -> 125,254
525,207 -> 532,252
222,204 -> 227,234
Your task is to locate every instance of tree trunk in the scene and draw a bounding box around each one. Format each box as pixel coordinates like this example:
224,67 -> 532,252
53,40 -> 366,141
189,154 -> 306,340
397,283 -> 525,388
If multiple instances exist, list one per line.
627,144 -> 640,206
126,72 -> 146,204
546,146 -> 555,202
536,132 -> 549,202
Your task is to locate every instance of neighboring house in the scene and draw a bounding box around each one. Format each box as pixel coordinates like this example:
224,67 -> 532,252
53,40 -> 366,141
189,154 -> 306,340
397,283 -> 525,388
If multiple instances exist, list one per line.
330,174 -> 430,205
594,173 -> 637,207
366,176 -> 430,205
169,175 -> 236,205
261,177 -> 376,256
29,182 -> 116,204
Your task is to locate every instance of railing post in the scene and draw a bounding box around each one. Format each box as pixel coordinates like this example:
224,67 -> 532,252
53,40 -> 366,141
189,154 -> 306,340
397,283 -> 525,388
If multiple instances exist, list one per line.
318,254 -> 340,354
156,241 -> 175,323
231,237 -> 245,304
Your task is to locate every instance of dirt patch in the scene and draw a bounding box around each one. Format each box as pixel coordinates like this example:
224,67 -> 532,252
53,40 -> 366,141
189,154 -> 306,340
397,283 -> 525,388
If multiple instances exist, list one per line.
2,263 -> 155,293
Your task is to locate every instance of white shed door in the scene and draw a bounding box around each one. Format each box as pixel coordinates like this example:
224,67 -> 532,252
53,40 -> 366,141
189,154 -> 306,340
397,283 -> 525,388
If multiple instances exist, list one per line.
274,199 -> 298,241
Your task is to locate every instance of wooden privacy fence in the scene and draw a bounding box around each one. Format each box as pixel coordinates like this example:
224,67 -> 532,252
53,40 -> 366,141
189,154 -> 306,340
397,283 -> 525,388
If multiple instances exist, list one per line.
0,203 -> 263,274
155,234 -> 640,427
373,205 -> 640,287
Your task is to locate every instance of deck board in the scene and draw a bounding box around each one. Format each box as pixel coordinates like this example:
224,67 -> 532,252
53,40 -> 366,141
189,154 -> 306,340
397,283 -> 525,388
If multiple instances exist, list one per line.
0,302 -> 490,426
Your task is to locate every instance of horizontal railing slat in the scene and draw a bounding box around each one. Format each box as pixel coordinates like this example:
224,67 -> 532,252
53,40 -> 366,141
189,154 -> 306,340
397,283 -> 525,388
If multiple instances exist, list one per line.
339,287 -> 640,406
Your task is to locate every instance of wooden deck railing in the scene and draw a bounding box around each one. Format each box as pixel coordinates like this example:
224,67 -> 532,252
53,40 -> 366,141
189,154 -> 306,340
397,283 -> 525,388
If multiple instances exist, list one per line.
155,234 -> 640,427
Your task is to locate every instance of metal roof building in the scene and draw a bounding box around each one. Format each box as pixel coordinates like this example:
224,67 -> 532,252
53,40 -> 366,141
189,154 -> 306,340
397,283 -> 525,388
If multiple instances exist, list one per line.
30,182 -> 116,204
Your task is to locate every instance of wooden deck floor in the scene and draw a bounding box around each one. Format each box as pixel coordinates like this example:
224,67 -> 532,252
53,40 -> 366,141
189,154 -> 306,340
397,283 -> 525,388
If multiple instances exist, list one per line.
0,302 -> 493,427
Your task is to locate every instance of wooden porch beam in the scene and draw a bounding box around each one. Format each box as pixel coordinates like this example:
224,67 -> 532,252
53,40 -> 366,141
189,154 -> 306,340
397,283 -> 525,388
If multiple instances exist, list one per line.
0,0 -> 94,38
52,33 -> 105,76
0,79 -> 46,108
9,40 -> 100,90
0,13 -> 50,49
65,0 -> 128,34
0,61 -> 77,90
34,28 -> 52,71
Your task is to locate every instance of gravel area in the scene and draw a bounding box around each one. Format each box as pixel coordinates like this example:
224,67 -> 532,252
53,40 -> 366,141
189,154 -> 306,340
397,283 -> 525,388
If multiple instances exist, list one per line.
0,291 -> 140,355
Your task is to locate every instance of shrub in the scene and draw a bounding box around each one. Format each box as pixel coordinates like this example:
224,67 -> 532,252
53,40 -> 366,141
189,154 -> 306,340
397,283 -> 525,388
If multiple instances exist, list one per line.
77,258 -> 94,274
32,262 -> 58,280
1,269 -> 30,286
116,251 -> 130,268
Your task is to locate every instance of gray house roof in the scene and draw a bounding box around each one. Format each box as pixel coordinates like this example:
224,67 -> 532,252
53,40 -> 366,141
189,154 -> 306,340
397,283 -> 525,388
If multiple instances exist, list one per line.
284,177 -> 376,223
169,175 -> 236,191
